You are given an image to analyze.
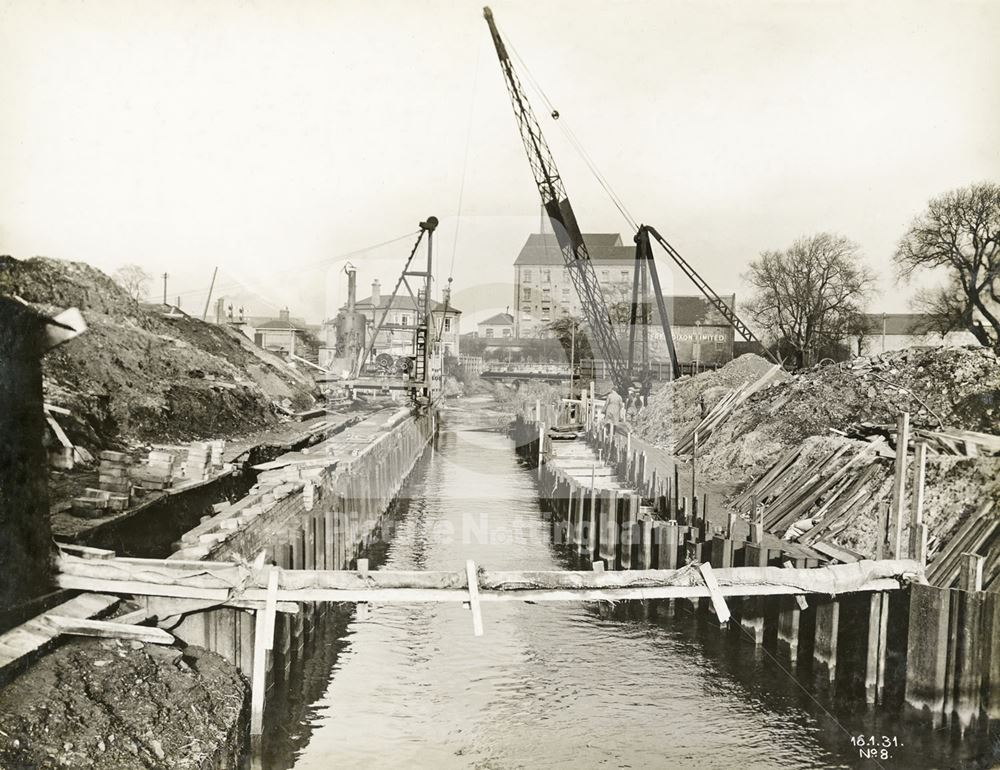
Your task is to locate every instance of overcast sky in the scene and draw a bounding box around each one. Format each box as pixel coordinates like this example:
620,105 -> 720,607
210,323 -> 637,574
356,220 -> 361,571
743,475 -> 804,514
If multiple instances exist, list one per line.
2,0 -> 998,326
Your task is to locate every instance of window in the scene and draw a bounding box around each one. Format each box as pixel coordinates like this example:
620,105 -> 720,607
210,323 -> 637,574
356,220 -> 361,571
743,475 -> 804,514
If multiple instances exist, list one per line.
523,269 -> 532,282
443,342 -> 453,354
561,287 -> 570,297
621,270 -> 630,282
541,269 -> 551,282
601,270 -> 609,280
502,328 -> 512,337
542,288 -> 551,299
486,328 -> 495,338
521,311 -> 532,321
400,314 -> 410,326
523,288 -> 531,300
443,318 -> 452,332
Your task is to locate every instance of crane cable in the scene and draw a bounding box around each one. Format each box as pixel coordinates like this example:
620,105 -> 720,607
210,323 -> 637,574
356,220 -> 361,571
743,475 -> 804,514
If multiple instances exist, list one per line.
501,26 -> 640,233
155,230 -> 419,305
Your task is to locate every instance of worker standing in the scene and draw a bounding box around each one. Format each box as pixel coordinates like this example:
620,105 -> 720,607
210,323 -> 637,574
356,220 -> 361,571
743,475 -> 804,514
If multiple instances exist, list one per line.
603,388 -> 624,424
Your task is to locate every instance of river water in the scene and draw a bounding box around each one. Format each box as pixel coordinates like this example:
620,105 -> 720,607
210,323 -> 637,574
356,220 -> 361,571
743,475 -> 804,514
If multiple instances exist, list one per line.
262,396 -> 995,770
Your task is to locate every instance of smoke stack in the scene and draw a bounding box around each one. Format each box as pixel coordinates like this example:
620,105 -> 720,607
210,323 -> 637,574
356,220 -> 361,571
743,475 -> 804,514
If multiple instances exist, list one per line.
347,268 -> 357,312
371,279 -> 381,307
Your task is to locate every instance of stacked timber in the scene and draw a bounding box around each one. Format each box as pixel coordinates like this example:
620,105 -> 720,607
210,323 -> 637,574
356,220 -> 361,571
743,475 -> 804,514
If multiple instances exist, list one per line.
129,450 -> 174,492
844,423 -> 1000,457
70,488 -> 113,519
210,439 -> 225,469
926,500 -> 998,589
185,441 -> 211,481
98,450 -> 131,496
733,441 -> 884,546
673,364 -> 784,455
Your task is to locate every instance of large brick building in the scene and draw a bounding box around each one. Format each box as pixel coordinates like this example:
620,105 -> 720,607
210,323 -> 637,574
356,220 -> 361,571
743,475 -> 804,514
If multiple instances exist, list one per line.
513,232 -> 736,366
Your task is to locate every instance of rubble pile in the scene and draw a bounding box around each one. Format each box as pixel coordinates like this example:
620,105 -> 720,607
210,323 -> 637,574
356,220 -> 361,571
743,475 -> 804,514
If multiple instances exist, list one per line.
696,346 -> 1000,485
0,255 -> 319,449
632,354 -> 788,447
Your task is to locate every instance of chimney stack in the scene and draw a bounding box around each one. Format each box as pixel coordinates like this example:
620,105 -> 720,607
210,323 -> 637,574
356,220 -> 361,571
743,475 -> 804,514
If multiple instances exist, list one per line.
371,279 -> 381,307
347,268 -> 357,312
279,308 -> 290,323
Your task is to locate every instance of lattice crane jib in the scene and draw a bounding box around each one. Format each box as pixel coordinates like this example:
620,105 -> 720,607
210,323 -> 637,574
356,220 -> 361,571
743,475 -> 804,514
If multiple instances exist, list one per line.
484,7 -> 630,396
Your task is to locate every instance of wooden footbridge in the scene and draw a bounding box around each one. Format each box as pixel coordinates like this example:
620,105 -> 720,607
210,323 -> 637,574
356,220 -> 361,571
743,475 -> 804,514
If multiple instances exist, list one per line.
47,548 -> 921,735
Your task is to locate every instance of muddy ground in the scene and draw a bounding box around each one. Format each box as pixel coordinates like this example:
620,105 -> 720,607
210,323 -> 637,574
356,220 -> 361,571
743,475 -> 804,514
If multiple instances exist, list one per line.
0,639 -> 246,770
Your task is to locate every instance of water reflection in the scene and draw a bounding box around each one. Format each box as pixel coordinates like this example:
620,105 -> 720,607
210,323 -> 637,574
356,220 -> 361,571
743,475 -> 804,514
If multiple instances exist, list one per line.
262,397 -> 995,770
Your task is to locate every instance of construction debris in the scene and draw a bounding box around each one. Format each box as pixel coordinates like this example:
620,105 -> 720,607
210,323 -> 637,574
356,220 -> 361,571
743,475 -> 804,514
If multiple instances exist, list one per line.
631,354 -> 789,449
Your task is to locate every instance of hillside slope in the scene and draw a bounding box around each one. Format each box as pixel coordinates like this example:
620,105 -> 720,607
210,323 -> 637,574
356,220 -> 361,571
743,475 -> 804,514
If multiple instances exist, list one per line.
0,255 -> 319,448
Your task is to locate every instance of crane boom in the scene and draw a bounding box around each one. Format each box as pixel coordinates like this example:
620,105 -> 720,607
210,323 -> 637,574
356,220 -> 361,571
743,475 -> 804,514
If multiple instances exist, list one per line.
645,225 -> 777,360
483,6 -> 631,395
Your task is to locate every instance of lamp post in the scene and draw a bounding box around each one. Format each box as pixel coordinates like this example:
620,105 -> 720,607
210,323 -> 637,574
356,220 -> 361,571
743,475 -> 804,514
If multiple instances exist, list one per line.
568,320 -> 576,398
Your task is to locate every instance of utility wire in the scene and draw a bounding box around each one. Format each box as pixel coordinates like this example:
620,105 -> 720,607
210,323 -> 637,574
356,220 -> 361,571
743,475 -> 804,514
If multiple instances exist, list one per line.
438,37 -> 483,344
145,231 -> 418,305
502,28 -> 639,233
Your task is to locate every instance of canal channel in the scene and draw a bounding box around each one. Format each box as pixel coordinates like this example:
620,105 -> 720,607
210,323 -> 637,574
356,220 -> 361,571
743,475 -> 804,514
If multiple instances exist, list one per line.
259,395 -> 989,770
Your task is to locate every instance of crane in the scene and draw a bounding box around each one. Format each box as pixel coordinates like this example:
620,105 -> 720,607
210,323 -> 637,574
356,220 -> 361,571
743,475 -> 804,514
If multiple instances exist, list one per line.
483,6 -> 635,395
482,7 -> 778,393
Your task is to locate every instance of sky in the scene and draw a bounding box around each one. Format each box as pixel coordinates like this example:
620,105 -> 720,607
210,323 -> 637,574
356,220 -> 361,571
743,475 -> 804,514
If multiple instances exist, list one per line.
2,0 -> 999,328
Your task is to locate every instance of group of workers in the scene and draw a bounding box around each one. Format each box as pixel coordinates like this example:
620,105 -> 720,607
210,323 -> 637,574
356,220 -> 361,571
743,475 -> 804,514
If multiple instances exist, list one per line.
600,387 -> 646,426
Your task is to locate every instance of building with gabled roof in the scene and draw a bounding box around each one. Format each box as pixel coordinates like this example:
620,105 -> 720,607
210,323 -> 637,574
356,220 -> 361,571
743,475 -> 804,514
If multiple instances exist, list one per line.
339,279 -> 463,358
477,311 -> 514,340
512,231 -> 738,365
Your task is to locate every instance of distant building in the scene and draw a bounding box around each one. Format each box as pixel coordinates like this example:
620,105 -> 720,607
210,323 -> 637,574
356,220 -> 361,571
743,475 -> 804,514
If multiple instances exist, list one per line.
350,279 -> 462,357
856,313 -> 979,354
646,295 -> 737,366
477,312 -> 515,340
513,231 -> 737,366
514,233 -> 634,338
254,309 -> 312,354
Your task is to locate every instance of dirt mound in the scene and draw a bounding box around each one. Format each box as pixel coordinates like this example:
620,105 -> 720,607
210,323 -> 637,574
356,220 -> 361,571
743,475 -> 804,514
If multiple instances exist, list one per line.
1,256 -> 319,448
700,346 -> 1000,485
632,354 -> 788,447
0,639 -> 246,770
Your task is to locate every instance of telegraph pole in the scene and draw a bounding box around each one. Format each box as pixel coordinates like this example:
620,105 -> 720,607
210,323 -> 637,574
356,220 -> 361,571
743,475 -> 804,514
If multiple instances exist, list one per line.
162,273 -> 168,305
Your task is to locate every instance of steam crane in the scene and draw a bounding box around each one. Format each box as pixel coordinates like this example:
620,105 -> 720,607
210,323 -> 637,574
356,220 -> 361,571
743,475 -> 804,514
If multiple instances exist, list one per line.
483,7 -> 778,393
483,6 -> 636,396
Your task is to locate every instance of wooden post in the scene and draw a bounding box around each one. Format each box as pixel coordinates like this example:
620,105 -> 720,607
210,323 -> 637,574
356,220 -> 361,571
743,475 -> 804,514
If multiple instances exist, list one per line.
960,553 -> 984,592
640,519 -> 654,570
909,442 -> 927,559
813,596 -> 840,691
656,521 -> 679,569
875,502 -> 891,561
672,463 -> 680,519
250,567 -> 278,737
587,486 -> 600,561
739,542 -> 768,644
865,592 -> 890,704
954,582 -> 986,731
890,412 -> 910,558
537,422 -> 545,478
691,430 -> 698,508
905,582 -> 951,727
466,560 -> 483,637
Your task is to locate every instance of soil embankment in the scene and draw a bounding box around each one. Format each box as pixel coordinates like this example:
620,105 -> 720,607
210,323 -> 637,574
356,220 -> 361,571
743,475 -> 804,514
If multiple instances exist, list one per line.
631,348 -> 1000,558
0,255 -> 318,451
0,639 -> 246,770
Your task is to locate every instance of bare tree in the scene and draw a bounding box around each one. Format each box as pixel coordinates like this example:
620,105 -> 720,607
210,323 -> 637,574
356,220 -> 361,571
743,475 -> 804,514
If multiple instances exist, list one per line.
894,182 -> 1000,349
744,233 -> 876,368
112,264 -> 152,301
